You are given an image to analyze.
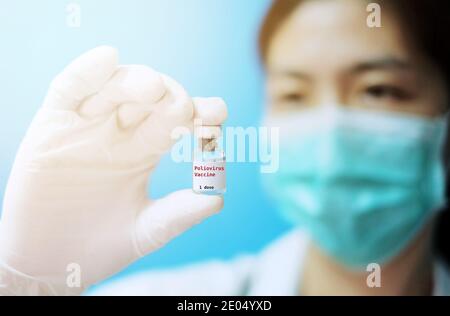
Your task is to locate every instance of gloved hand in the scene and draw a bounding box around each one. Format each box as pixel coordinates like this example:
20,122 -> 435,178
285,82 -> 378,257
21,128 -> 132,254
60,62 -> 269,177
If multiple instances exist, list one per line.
0,46 -> 227,295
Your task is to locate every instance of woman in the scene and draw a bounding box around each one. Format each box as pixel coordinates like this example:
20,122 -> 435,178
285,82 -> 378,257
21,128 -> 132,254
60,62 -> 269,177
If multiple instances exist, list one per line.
1,0 -> 449,295
96,0 -> 450,295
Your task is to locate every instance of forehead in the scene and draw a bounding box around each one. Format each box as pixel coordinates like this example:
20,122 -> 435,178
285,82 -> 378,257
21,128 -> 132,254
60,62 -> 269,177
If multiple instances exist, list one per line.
267,0 -> 413,71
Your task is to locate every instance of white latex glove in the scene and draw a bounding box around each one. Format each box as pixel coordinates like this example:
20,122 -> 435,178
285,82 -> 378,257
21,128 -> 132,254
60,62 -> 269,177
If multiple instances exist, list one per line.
0,46 -> 227,295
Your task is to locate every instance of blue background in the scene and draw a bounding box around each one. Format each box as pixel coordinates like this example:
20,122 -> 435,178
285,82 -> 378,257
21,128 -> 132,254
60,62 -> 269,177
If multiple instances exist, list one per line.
0,0 -> 291,289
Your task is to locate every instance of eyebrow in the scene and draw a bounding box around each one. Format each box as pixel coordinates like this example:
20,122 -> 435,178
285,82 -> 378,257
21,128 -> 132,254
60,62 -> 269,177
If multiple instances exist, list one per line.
267,57 -> 414,80
350,57 -> 413,73
267,70 -> 311,81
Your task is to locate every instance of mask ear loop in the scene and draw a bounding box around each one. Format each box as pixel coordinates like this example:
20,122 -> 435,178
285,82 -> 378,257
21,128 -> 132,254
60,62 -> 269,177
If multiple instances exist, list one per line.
424,112 -> 450,236
438,112 -> 450,220
432,110 -> 450,271
442,111 -> 450,172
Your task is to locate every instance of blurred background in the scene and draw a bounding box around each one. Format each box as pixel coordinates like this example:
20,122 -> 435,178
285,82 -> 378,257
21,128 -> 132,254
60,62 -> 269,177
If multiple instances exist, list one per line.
0,0 -> 291,289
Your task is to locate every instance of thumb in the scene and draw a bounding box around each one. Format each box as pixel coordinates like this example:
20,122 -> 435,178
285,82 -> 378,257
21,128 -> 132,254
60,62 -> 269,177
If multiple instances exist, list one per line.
134,189 -> 224,256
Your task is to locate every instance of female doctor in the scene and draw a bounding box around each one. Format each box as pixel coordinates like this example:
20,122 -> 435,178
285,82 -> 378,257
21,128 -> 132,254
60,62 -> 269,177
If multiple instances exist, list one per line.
1,0 -> 450,295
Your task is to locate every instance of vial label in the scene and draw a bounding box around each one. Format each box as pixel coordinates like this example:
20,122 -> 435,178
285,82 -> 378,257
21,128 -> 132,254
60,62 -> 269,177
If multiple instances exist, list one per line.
193,160 -> 226,194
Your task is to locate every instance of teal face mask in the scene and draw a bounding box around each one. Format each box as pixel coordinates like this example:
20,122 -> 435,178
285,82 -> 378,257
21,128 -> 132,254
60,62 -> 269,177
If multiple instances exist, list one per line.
263,107 -> 447,268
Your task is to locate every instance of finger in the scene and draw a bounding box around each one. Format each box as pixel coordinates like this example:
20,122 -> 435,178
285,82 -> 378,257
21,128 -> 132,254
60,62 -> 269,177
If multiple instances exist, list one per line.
133,74 -> 194,154
79,65 -> 166,119
117,102 -> 153,129
154,74 -> 195,126
43,46 -> 119,111
135,189 -> 224,256
193,97 -> 228,126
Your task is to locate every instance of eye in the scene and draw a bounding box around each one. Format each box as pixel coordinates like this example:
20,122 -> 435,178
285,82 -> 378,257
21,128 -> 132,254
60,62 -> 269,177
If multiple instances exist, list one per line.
364,84 -> 412,101
279,92 -> 305,103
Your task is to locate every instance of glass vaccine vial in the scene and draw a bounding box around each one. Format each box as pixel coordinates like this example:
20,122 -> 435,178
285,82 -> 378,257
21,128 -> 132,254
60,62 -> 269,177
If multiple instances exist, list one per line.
193,126 -> 226,195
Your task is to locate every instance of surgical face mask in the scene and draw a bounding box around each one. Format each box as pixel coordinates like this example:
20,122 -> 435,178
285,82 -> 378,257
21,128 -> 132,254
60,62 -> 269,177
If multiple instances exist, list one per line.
262,106 -> 447,268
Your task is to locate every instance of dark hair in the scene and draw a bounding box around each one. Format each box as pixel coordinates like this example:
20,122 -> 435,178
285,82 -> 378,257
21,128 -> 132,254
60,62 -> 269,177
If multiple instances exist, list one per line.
259,0 -> 450,265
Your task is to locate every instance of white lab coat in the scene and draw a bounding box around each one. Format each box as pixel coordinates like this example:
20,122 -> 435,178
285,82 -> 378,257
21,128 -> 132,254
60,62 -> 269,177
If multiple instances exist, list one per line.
91,229 -> 450,296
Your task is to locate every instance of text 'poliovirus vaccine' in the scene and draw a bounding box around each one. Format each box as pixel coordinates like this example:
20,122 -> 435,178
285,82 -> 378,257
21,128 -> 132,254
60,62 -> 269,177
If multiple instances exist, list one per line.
193,125 -> 226,195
